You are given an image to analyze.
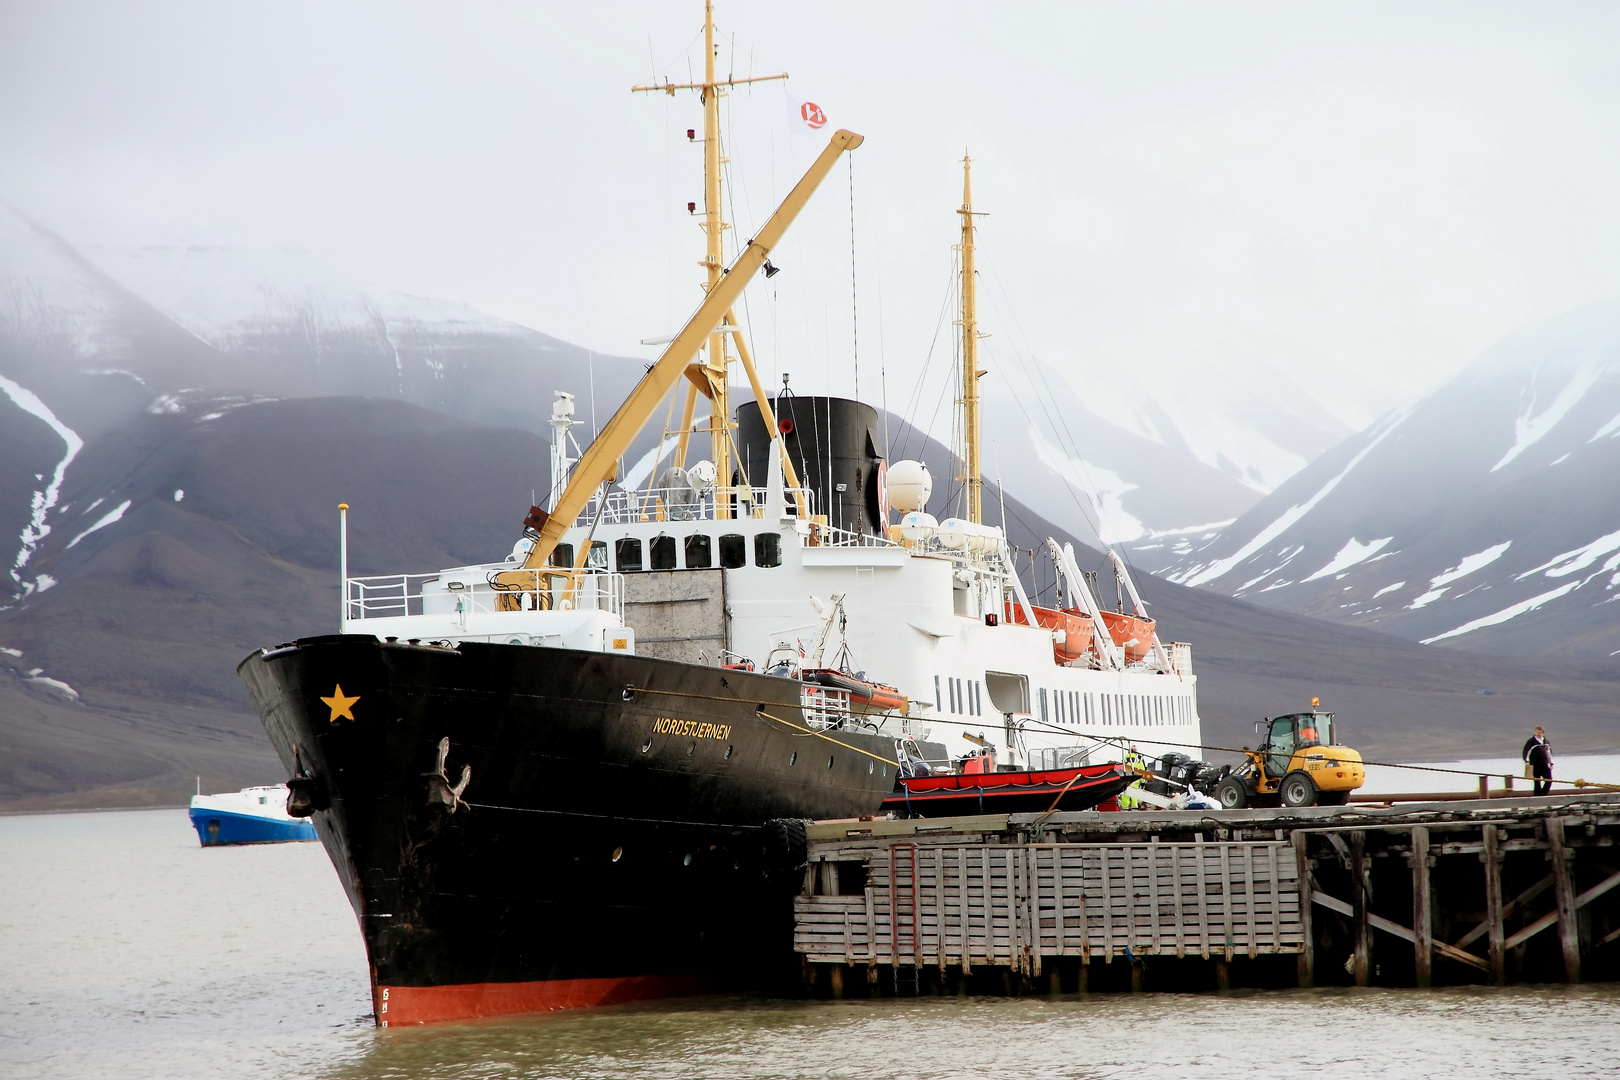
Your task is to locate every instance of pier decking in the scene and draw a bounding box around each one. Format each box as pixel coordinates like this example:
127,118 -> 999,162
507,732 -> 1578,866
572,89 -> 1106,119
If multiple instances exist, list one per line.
792,793 -> 1620,994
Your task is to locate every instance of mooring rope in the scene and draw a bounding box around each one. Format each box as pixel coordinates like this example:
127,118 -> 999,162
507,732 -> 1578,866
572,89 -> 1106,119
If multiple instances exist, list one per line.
622,683 -> 1620,790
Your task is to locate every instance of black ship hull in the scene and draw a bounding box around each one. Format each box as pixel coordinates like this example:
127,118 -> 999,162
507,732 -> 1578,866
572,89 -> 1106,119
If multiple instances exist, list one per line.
238,635 -> 904,1025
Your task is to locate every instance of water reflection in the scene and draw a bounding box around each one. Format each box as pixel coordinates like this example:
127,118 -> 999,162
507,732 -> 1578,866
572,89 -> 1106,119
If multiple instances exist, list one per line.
326,986 -> 1620,1080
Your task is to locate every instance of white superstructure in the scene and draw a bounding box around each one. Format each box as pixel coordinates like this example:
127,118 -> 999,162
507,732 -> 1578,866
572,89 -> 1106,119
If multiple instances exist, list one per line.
335,465 -> 1202,773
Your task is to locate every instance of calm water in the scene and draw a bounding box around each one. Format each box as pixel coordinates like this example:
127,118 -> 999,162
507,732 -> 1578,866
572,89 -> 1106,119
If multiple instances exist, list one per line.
5,808 -> 1620,1080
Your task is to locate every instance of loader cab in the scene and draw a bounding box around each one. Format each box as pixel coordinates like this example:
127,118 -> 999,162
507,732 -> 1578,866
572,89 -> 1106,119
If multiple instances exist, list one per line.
1255,712 -> 1334,780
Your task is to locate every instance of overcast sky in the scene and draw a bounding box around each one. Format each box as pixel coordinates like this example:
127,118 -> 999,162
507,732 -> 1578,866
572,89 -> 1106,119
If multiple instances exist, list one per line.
5,1 -> 1620,433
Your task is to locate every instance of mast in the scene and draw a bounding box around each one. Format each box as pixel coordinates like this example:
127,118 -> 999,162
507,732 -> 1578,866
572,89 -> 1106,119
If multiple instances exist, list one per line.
632,0 -> 800,518
958,154 -> 984,523
699,1 -> 729,504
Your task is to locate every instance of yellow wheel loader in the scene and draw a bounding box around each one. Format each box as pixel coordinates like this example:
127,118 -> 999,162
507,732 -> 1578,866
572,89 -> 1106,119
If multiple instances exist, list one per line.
1210,708 -> 1365,809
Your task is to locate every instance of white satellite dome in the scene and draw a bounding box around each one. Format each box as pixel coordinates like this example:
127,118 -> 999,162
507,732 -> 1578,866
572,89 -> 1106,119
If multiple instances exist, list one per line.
887,459 -> 932,514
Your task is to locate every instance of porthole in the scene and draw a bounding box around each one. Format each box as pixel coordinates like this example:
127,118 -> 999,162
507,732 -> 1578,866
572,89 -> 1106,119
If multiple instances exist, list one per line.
687,741 -> 697,756
641,739 -> 653,754
789,752 -> 798,766
611,847 -> 623,863
622,686 -> 636,701
683,853 -> 693,866
827,755 -> 835,769
724,744 -> 734,760
868,760 -> 874,775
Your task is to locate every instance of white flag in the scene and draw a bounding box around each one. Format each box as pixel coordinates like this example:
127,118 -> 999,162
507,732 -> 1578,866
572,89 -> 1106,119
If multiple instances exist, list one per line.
788,95 -> 830,132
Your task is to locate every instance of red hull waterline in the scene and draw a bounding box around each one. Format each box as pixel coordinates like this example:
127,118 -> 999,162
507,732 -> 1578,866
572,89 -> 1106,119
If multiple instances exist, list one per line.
376,973 -> 721,1026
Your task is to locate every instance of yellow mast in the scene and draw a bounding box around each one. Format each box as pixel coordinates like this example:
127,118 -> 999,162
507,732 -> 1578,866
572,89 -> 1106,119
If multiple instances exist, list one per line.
957,154 -> 984,524
699,2 -> 728,501
632,0 -> 807,516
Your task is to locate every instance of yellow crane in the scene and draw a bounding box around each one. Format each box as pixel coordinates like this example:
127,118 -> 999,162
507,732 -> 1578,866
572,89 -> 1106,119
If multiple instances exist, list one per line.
494,127 -> 865,592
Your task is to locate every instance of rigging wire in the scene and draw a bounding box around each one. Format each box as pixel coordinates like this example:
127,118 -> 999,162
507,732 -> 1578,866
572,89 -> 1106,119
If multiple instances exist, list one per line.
894,257 -> 958,462
980,251 -> 1156,607
849,155 -> 859,405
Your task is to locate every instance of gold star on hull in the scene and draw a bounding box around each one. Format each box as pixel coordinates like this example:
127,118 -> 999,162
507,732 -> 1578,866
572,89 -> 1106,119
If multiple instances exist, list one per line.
321,684 -> 360,722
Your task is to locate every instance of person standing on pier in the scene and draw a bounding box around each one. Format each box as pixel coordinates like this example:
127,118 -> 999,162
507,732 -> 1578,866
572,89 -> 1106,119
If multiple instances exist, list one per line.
1523,726 -> 1554,796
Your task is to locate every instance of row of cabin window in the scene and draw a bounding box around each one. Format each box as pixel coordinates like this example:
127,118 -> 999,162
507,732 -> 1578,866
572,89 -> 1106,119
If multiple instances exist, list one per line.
550,533 -> 782,574
935,675 -> 984,717
1039,689 -> 1193,728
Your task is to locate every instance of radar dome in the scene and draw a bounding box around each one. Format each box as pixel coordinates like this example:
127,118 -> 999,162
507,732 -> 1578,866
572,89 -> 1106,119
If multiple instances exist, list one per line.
887,460 -> 932,513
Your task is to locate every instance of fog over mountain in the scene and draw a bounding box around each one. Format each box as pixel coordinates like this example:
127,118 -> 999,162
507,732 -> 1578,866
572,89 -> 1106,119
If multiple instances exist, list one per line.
1147,302 -> 1620,658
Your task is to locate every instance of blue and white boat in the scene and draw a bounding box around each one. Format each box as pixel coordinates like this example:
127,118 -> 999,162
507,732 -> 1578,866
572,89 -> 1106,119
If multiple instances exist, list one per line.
189,783 -> 318,846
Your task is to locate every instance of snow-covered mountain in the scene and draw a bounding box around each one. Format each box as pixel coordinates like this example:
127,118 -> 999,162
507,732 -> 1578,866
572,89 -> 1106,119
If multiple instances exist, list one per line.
1152,302 -> 1620,658
0,207 -> 647,603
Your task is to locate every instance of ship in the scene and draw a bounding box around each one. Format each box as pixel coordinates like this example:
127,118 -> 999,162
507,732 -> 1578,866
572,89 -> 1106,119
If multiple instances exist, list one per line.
189,782 -> 317,846
238,0 -> 1203,1026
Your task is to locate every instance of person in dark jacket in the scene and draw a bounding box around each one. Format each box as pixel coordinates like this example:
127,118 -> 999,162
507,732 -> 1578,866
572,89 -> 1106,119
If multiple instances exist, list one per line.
1523,726 -> 1554,797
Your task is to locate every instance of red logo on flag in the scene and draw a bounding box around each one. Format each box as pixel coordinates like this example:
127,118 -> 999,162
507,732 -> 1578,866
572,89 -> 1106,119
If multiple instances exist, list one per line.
800,101 -> 827,129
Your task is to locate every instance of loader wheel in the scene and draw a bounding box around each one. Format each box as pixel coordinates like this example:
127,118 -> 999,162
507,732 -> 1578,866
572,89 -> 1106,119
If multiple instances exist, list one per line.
1214,778 -> 1247,810
1280,772 -> 1318,808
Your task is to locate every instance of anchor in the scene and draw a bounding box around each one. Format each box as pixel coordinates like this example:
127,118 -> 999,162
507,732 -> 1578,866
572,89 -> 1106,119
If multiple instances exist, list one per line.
422,737 -> 471,813
285,746 -> 330,817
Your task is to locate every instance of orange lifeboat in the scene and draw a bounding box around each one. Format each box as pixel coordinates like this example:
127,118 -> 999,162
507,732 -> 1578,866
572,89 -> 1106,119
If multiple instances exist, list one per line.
1099,610 -> 1155,664
802,669 -> 907,713
1005,602 -> 1095,663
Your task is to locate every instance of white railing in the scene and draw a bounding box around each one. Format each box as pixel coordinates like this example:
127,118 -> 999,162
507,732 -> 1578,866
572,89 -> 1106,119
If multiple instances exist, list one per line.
345,570 -> 625,623
812,522 -> 900,549
577,485 -> 816,526
800,683 -> 853,730
345,573 -> 438,620
1030,745 -> 1095,771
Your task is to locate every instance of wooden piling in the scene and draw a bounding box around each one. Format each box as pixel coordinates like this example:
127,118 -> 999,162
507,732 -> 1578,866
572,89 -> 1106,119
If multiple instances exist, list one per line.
1482,824 -> 1506,985
1546,815 -> 1581,983
1351,830 -> 1371,987
1293,831 -> 1314,988
792,795 -> 1620,996
1412,826 -> 1433,988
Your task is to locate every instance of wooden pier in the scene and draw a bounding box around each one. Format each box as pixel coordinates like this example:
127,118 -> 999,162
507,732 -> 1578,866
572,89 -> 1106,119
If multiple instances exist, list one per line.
792,793 -> 1620,994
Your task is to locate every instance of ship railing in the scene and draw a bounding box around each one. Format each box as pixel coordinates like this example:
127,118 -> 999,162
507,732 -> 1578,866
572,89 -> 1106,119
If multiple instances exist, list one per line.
1030,745 -> 1096,771
345,574 -> 438,620
800,683 -> 853,730
575,486 -> 817,526
345,569 -> 625,622
813,522 -> 901,549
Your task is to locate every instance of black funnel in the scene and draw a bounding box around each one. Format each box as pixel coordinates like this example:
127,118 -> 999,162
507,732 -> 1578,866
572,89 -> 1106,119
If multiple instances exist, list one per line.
735,396 -> 887,536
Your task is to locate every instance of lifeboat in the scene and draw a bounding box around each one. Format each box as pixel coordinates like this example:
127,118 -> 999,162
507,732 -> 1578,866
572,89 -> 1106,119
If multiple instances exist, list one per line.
1099,609 -> 1155,664
881,763 -> 1137,817
802,668 -> 907,713
1004,602 -> 1094,663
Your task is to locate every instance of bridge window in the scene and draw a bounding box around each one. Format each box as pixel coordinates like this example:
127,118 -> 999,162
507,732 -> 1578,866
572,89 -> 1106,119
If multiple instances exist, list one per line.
587,541 -> 608,570
685,534 -> 712,568
754,532 -> 782,568
615,538 -> 643,572
550,543 -> 575,568
719,534 -> 746,569
650,535 -> 677,571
